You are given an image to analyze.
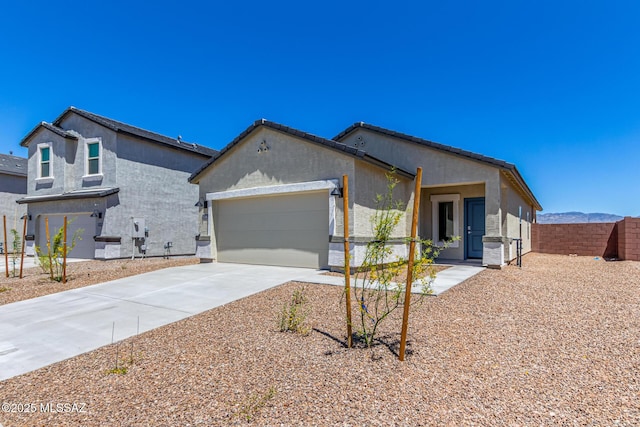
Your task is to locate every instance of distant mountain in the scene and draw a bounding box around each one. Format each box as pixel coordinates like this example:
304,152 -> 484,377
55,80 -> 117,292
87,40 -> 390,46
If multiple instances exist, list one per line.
537,212 -> 624,224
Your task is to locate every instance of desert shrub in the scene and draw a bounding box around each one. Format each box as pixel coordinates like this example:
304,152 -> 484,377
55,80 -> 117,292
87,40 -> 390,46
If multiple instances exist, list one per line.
278,286 -> 311,335
35,218 -> 83,281
351,171 -> 457,348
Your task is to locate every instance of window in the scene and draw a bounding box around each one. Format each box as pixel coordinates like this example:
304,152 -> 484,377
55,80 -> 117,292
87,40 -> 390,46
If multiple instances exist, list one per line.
430,194 -> 460,247
87,142 -> 100,174
37,143 -> 53,180
40,147 -> 50,177
84,138 -> 102,177
438,201 -> 454,242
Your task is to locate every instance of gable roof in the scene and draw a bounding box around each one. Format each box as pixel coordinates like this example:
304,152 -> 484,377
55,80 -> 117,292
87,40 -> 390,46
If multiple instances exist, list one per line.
19,107 -> 217,158
0,153 -> 27,177
19,122 -> 79,147
335,122 -> 542,210
188,119 -> 415,183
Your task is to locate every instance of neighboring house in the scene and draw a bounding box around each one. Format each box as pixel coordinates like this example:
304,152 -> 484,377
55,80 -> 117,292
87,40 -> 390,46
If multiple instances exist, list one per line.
17,107 -> 217,259
189,120 -> 541,269
0,154 -> 27,253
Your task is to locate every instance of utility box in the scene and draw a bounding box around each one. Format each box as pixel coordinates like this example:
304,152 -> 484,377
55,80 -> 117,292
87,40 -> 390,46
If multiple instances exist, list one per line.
132,217 -> 146,238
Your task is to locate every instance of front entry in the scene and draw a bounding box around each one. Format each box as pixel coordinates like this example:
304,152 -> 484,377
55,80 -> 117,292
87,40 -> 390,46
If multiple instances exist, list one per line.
464,197 -> 485,259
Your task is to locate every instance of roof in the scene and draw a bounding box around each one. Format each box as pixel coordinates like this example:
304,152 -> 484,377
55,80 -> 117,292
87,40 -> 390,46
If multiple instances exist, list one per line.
0,153 -> 27,177
188,119 -> 415,182
22,107 -> 217,158
335,122 -> 542,210
19,122 -> 79,146
16,187 -> 120,204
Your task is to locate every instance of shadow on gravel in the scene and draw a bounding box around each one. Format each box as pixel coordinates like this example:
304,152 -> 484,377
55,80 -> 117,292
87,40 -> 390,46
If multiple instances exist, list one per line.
313,328 -> 414,358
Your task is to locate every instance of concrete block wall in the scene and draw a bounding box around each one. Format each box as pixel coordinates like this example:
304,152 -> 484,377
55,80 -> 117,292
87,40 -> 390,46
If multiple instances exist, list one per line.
618,217 -> 640,261
532,217 -> 640,261
531,222 -> 618,257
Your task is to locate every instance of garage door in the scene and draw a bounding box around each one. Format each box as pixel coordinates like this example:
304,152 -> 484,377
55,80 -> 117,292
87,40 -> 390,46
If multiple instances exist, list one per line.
214,191 -> 329,268
37,215 -> 96,259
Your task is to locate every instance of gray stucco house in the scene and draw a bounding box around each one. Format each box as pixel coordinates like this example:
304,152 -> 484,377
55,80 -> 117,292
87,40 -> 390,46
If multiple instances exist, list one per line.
17,107 -> 217,259
0,154 -> 27,252
189,120 -> 541,269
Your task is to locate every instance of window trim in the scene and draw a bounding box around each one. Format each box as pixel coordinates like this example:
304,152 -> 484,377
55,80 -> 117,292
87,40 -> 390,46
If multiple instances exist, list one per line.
430,194 -> 460,248
83,138 -> 103,179
36,142 -> 53,181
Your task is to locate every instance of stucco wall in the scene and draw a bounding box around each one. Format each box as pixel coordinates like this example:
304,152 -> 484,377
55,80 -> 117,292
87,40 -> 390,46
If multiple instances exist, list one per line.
339,129 -> 504,240
195,127 -> 412,266
197,127 -> 355,243
0,173 -> 27,251
501,174 -> 535,260
23,115 -> 208,258
111,134 -> 203,258
25,131 -> 71,196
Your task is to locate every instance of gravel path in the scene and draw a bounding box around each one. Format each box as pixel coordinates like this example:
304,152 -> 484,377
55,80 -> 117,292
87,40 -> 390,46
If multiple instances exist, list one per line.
0,257 -> 199,305
1,253 -> 639,426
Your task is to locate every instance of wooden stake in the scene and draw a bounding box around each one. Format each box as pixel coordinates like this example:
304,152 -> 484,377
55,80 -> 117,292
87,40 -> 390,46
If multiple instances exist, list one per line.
62,216 -> 67,284
46,217 -> 53,280
342,175 -> 353,348
3,215 -> 8,278
19,214 -> 27,279
399,167 -> 423,361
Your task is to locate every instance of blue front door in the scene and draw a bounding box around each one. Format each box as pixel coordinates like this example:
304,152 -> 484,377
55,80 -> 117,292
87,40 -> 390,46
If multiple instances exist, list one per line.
465,198 -> 485,259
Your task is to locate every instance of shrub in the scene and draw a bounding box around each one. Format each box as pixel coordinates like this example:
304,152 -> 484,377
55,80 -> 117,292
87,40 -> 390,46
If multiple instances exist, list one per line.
278,286 -> 311,335
35,218 -> 83,282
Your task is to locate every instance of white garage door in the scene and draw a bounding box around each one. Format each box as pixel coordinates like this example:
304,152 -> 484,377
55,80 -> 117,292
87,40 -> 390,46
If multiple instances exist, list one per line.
214,191 -> 329,268
37,215 -> 96,259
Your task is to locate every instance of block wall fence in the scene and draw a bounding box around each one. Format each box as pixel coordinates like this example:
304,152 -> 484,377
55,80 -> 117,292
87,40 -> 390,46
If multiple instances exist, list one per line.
532,217 -> 640,261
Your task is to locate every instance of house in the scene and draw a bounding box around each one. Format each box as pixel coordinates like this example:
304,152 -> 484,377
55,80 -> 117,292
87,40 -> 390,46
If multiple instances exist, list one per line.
0,154 -> 27,253
189,120 -> 541,269
17,107 -> 217,259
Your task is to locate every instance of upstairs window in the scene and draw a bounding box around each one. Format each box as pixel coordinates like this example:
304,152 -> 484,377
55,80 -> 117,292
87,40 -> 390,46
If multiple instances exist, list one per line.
39,145 -> 51,178
87,142 -> 100,174
84,138 -> 102,177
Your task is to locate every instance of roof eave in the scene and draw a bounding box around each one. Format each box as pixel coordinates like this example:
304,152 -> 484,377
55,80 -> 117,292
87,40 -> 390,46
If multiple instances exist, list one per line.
19,122 -> 78,147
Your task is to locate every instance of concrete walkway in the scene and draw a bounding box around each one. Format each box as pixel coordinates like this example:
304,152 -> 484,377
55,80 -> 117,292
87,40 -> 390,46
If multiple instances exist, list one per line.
0,263 -> 324,381
300,264 -> 485,295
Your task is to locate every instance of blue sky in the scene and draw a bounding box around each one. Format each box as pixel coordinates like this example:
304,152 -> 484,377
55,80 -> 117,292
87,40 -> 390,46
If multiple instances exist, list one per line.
1,1 -> 638,216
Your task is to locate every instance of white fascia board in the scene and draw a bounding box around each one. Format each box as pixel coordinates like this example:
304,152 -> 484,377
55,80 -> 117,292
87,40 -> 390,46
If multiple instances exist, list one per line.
206,179 -> 339,201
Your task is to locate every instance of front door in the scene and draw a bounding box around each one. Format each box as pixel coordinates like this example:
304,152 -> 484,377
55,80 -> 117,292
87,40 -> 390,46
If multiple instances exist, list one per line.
465,198 -> 485,259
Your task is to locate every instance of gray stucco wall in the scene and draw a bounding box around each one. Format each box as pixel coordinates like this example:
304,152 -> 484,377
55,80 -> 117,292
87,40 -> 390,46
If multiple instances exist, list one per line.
110,134 -> 203,258
0,173 -> 27,252
23,114 -> 208,259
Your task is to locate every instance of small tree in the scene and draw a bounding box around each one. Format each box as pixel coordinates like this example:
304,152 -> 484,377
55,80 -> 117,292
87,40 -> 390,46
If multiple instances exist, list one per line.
351,171 -> 455,348
9,229 -> 21,277
36,220 -> 83,282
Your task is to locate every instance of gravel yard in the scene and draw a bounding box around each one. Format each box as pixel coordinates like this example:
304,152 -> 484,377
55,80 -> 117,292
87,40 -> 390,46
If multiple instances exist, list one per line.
1,253 -> 639,426
0,257 -> 199,305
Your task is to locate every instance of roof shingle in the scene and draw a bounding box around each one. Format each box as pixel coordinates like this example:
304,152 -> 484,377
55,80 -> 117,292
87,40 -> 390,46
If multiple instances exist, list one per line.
0,153 -> 27,177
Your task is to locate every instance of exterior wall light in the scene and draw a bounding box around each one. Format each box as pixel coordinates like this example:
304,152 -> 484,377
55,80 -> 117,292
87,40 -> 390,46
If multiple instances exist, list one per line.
330,187 -> 343,198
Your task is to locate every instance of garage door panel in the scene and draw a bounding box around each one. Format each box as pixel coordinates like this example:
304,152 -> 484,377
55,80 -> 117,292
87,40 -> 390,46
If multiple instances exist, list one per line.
215,191 -> 329,268
219,248 -> 323,268
217,230 -> 327,250
37,215 -> 96,259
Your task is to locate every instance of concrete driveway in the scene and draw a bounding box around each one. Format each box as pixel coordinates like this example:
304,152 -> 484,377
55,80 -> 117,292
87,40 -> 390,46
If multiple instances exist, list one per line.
0,262 -> 324,381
